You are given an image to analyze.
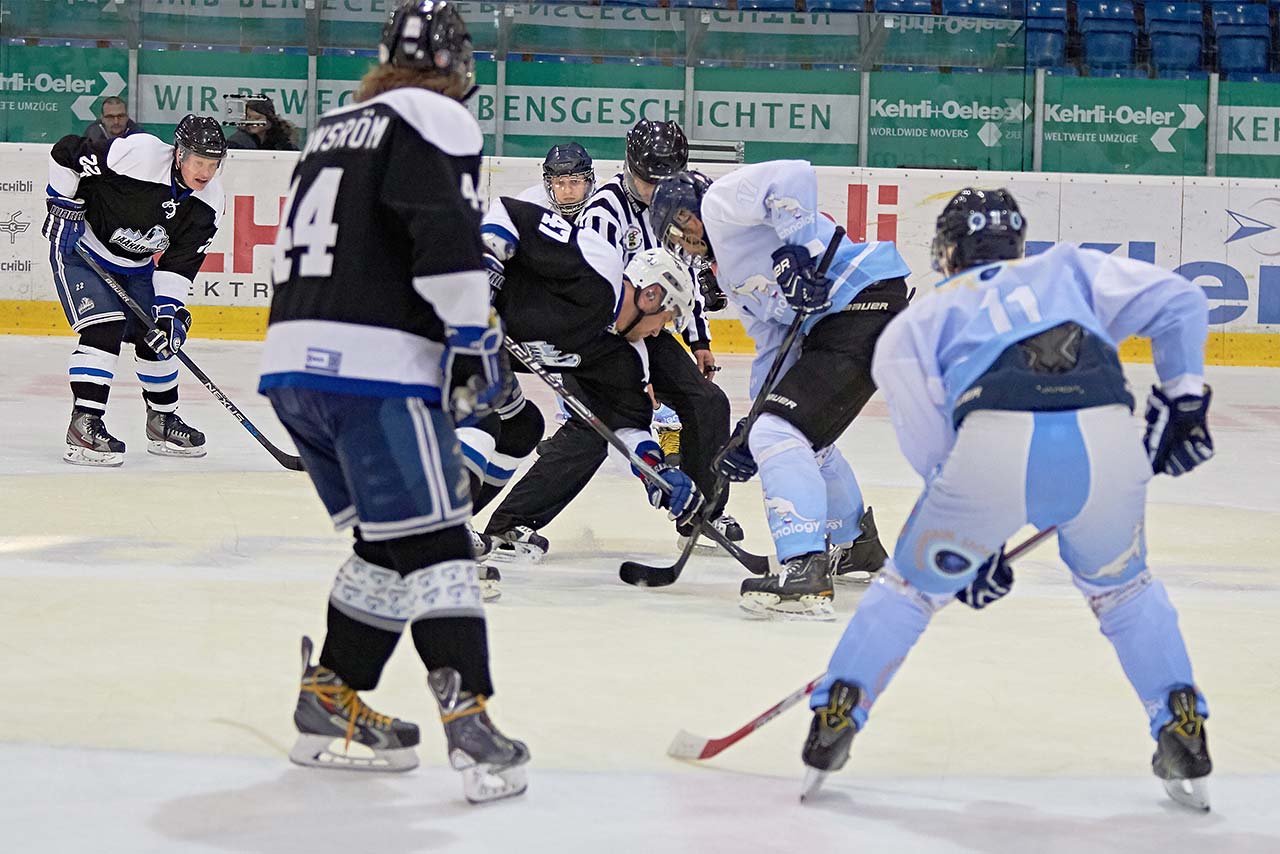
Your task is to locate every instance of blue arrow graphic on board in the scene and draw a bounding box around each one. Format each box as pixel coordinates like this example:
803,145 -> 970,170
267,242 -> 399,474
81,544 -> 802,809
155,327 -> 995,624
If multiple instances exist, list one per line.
1225,210 -> 1275,244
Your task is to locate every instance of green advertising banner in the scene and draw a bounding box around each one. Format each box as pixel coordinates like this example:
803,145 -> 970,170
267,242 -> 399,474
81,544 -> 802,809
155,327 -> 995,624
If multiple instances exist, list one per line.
865,71 -> 1031,170
0,45 -> 129,143
1216,81 -> 1280,179
1040,77 -> 1207,176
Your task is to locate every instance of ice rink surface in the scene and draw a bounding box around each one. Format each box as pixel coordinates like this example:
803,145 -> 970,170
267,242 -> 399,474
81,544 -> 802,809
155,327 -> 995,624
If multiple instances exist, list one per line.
1,334 -> 1277,853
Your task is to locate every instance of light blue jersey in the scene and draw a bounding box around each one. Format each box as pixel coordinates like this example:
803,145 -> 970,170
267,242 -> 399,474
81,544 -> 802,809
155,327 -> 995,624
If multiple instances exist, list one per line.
700,160 -> 910,397
872,242 -> 1209,479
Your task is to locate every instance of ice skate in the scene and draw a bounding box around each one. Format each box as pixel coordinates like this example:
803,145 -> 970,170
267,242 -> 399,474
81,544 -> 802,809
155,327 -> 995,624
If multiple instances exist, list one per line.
146,407 -> 207,457
428,667 -> 530,804
479,564 -> 501,602
830,506 -> 888,583
677,513 -> 745,552
63,408 -> 125,467
800,681 -> 860,801
289,636 -> 421,772
1152,686 -> 1212,812
739,551 -> 835,621
487,526 -> 549,564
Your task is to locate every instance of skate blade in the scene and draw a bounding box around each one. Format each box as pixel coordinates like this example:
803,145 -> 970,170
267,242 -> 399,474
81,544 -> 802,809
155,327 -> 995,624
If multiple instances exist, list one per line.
64,445 -> 124,467
488,544 -> 544,565
147,440 -> 207,458
480,579 -> 501,602
1163,776 -> 1210,812
834,570 -> 876,585
800,767 -> 829,802
739,593 -> 836,622
288,735 -> 419,773
462,763 -> 528,804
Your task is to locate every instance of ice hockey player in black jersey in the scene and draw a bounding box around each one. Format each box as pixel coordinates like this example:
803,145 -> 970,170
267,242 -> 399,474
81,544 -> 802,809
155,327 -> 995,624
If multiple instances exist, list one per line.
467,197 -> 706,568
44,113 -> 226,466
488,118 -> 740,558
257,0 -> 527,805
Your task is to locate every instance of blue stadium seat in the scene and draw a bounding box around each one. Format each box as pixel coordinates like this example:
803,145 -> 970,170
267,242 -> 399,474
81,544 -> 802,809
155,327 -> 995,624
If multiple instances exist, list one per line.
805,0 -> 864,9
1076,0 -> 1138,32
1150,32 -> 1203,70
1026,0 -> 1068,19
1225,71 -> 1280,81
1092,67 -> 1150,77
669,0 -> 731,8
1217,29 -> 1272,72
879,64 -> 943,71
874,0 -> 935,12
1044,65 -> 1081,75
1027,24 -> 1068,66
1209,2 -> 1270,27
1082,30 -> 1138,68
1146,2 -> 1207,34
738,0 -> 797,9
1157,69 -> 1211,78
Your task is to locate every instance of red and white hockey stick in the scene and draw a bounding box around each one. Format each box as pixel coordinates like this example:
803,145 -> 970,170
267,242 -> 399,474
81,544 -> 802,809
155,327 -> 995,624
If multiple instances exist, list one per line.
667,525 -> 1058,761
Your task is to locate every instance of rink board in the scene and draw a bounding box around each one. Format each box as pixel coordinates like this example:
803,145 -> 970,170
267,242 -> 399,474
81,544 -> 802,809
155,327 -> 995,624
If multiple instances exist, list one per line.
2,145 -> 1278,365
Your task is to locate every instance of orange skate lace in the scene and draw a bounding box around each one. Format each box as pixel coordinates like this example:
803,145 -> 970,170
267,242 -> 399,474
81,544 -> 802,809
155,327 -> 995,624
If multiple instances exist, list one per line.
302,671 -> 395,750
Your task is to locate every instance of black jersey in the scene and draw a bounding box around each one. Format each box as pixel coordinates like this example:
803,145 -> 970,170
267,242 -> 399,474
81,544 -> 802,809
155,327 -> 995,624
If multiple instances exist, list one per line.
579,173 -> 712,349
47,132 -> 223,302
259,88 -> 490,402
483,197 -> 652,431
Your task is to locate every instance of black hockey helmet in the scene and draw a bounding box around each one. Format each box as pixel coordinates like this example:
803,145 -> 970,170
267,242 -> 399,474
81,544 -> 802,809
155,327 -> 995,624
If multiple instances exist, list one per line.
174,114 -> 227,160
625,119 -> 689,184
931,187 -> 1026,274
379,0 -> 475,100
542,142 -> 595,218
650,170 -> 714,259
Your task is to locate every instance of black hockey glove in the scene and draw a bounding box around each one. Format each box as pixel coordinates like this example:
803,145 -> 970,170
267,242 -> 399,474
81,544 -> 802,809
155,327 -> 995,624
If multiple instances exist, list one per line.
713,418 -> 757,482
1144,385 -> 1214,476
955,546 -> 1013,610
771,244 -> 831,315
635,441 -> 704,528
697,265 -> 728,312
146,296 -> 192,357
443,313 -> 512,428
43,195 -> 86,256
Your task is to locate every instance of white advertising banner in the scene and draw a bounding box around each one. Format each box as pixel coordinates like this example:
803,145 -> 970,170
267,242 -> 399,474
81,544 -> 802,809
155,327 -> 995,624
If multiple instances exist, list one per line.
2,144 -> 1279,333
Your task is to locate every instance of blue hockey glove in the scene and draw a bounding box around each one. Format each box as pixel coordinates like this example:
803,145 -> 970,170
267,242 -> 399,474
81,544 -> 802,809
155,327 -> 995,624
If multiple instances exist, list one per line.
147,296 -> 192,356
771,244 -> 831,315
955,546 -> 1013,610
713,418 -> 757,482
443,313 -> 511,428
1144,385 -> 1214,476
42,196 -> 86,256
636,441 -> 704,528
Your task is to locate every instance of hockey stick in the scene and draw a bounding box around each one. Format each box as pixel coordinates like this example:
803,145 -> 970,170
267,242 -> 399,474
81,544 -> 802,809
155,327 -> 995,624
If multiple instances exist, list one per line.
619,226 -> 847,588
667,524 -> 1058,761
504,337 -> 772,576
74,245 -> 305,471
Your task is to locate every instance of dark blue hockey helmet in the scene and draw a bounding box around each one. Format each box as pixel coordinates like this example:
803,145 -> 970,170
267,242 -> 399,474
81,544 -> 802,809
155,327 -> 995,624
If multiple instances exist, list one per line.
379,0 -> 475,101
650,170 -> 714,260
931,188 -> 1026,274
542,142 -> 595,218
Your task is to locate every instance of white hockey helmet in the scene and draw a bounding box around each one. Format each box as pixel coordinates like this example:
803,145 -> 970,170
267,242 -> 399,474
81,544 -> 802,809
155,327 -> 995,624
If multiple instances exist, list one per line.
624,248 -> 696,333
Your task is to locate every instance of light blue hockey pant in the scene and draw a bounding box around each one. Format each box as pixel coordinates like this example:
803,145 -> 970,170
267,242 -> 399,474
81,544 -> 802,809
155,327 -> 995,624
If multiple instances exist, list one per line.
814,406 -> 1206,740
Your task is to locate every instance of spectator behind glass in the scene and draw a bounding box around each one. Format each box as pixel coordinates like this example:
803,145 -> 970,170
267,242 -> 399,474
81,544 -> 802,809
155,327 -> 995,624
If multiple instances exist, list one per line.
83,96 -> 142,142
225,96 -> 299,151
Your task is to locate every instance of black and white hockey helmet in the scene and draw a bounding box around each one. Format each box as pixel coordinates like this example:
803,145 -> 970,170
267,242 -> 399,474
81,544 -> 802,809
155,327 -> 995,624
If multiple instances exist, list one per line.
542,142 -> 595,218
174,114 -> 227,160
379,0 -> 476,100
932,188 -> 1026,274
625,119 -> 689,184
624,248 -> 697,333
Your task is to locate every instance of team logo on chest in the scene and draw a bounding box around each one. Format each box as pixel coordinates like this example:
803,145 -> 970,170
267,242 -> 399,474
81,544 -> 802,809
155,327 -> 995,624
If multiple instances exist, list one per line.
161,199 -> 179,220
110,224 -> 171,255
622,225 -> 644,252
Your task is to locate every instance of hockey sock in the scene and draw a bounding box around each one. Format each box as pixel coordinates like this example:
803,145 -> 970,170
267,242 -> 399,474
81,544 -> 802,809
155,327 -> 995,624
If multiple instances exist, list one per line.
69,322 -> 124,413
1089,576 -> 1206,738
749,413 -> 827,561
135,346 -> 180,412
817,445 -> 865,549
319,605 -> 402,691
411,617 -> 494,698
814,567 -> 939,728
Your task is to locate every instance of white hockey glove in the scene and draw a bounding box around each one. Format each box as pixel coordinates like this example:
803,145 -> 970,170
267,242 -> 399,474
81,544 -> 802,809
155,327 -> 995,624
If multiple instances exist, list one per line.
443,312 -> 512,427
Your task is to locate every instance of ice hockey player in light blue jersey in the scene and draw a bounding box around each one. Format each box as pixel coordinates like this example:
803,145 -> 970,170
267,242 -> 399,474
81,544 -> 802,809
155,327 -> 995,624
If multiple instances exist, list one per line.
650,160 -> 911,619
800,188 -> 1215,812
